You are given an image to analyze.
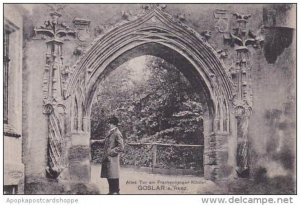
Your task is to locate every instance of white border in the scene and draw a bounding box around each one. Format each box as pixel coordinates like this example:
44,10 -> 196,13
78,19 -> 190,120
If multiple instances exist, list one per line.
0,1 -> 299,205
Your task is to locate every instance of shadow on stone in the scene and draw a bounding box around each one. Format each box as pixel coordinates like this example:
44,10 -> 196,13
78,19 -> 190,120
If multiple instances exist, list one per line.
226,175 -> 295,194
25,178 -> 100,194
66,183 -> 100,195
25,179 -> 65,194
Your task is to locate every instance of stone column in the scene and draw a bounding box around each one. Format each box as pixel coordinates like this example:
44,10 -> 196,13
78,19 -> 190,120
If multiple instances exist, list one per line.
215,132 -> 230,179
27,6 -> 80,194
63,130 -> 99,194
23,40 -> 49,193
227,111 -> 238,177
68,132 -> 91,183
203,118 -> 217,180
62,109 -> 99,193
224,12 -> 263,178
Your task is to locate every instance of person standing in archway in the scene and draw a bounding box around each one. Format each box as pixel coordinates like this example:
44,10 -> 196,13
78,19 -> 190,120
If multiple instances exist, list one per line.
92,115 -> 125,194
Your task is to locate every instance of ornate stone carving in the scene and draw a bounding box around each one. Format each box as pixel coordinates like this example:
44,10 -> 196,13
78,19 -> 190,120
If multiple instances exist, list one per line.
67,4 -> 227,85
232,13 -> 251,24
43,103 -> 54,115
73,18 -> 91,42
176,13 -> 186,22
217,49 -> 228,59
34,6 -> 75,41
141,3 -> 167,11
66,6 -> 228,96
201,30 -> 212,41
224,12 -> 263,177
121,11 -> 132,21
214,9 -> 230,33
73,45 -> 84,56
94,25 -> 105,37
34,5 -> 75,179
64,6 -> 234,180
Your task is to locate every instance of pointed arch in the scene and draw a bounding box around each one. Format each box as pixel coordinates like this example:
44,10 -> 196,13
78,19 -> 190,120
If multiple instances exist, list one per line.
63,7 -> 236,180
65,8 -> 233,116
223,99 -> 229,132
73,96 -> 78,131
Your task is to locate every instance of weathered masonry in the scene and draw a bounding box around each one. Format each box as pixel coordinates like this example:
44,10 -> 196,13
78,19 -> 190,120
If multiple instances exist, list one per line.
29,5 -> 258,190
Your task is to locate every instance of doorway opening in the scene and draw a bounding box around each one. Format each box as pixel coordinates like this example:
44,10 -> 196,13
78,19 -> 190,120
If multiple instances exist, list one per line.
90,54 -> 211,176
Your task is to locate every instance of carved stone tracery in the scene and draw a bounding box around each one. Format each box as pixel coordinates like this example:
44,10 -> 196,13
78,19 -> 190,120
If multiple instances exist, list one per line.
223,12 -> 263,177
34,5 -> 76,179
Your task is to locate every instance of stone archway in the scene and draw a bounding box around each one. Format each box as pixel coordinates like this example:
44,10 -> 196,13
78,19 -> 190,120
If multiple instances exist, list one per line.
62,7 -> 235,184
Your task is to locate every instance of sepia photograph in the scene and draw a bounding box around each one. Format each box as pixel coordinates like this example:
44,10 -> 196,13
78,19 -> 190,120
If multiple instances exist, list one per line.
2,2 -> 296,196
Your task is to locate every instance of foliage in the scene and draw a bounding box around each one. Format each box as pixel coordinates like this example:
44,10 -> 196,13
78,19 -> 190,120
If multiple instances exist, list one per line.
91,55 -> 206,172
156,145 -> 203,171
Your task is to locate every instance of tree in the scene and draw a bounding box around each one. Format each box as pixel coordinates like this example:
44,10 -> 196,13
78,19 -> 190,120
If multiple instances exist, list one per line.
91,55 -> 205,172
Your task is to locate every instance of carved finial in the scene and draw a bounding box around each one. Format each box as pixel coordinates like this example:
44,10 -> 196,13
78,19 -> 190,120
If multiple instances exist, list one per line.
217,49 -> 228,59
224,16 -> 263,50
177,13 -> 186,22
232,12 -> 251,23
121,11 -> 131,20
232,12 -> 252,33
34,4 -> 75,40
201,30 -> 212,41
248,27 -> 265,48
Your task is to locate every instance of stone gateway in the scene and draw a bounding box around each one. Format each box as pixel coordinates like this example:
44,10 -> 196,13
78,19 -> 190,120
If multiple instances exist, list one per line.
3,4 -> 296,194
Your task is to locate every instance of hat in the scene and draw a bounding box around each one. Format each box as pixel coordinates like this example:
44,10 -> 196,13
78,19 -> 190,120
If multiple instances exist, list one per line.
107,115 -> 119,126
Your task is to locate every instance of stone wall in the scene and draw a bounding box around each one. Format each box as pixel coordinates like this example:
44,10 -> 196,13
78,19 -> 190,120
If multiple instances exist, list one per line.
3,4 -> 27,194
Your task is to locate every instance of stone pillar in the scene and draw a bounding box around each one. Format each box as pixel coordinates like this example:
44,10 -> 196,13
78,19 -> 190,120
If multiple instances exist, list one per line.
26,6 -> 85,194
62,131 -> 99,194
23,40 -> 49,192
203,118 -> 217,180
68,132 -> 91,183
33,8 -> 76,181
66,115 -> 92,183
204,116 -> 231,180
227,112 -> 238,177
224,12 -> 264,178
215,132 -> 230,179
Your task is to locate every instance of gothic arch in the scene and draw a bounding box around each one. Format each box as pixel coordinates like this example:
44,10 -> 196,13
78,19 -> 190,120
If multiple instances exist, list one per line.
64,7 -> 235,181
66,8 -> 232,105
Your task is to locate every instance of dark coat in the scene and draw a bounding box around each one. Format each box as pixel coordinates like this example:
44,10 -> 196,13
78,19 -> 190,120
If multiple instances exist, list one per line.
100,127 -> 124,179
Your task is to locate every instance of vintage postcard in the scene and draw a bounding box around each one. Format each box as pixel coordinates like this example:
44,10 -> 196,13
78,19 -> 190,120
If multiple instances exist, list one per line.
3,3 -> 296,196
